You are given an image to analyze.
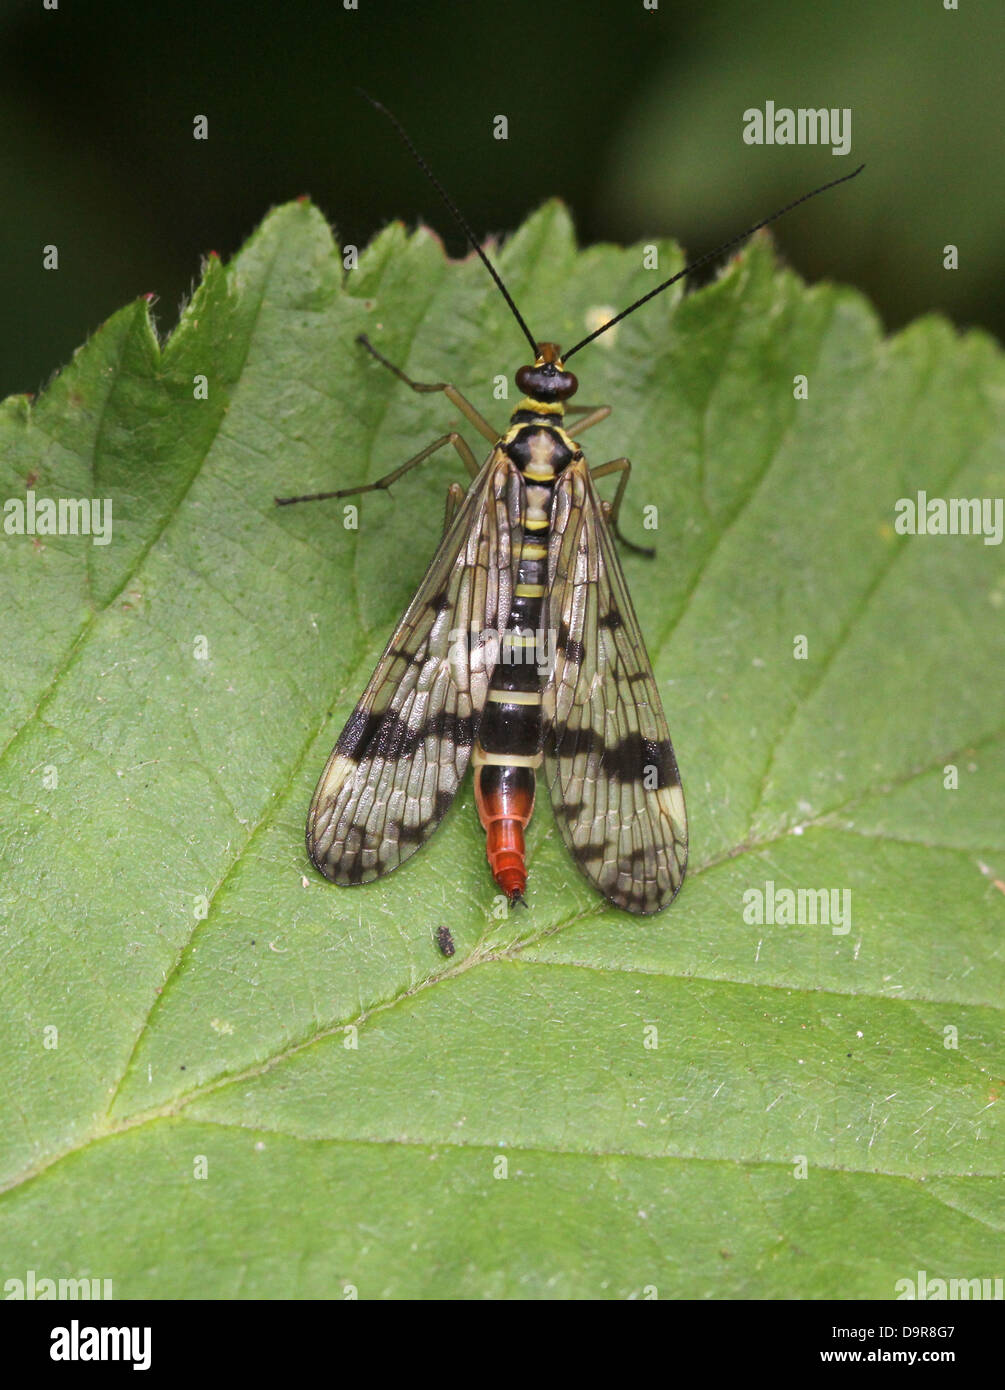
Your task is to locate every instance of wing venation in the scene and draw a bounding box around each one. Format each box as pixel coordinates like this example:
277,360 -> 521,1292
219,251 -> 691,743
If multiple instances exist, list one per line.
308,450 -> 523,884
543,458 -> 687,915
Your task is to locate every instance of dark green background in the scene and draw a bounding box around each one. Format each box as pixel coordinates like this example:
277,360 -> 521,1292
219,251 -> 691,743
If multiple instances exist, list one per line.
2,0 -> 1001,398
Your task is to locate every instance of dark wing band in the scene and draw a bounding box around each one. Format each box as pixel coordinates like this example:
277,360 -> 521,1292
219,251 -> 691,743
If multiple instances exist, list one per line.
543,457 -> 687,914
308,449 -> 523,884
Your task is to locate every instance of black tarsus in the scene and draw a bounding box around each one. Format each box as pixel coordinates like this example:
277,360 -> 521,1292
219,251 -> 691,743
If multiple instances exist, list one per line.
562,163 -> 865,360
358,89 -> 539,356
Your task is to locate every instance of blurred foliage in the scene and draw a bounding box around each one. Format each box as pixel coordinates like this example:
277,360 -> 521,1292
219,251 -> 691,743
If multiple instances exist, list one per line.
1,0 -> 1001,398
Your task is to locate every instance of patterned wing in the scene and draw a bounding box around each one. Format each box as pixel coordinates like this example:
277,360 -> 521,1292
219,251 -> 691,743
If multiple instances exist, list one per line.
308,449 -> 522,884
543,457 -> 687,915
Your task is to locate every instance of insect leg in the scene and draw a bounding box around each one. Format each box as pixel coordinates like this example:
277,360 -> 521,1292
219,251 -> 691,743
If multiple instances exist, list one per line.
357,333 -> 500,444
564,404 -> 611,434
442,481 -> 466,534
275,433 -> 478,506
590,457 -> 654,556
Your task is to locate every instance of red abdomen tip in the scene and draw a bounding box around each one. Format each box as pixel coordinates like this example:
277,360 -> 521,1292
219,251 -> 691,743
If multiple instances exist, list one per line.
485,821 -> 527,901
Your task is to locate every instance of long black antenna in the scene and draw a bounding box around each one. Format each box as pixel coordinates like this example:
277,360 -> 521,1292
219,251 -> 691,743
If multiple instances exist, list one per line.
359,90 -> 539,356
563,162 -> 865,361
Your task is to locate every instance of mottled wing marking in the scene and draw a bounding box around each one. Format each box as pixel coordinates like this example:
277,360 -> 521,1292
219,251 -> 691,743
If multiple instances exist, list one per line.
308,449 -> 523,884
543,457 -> 687,914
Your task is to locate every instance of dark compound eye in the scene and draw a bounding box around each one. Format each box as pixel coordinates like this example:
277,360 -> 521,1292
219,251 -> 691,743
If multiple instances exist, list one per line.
515,364 -> 579,401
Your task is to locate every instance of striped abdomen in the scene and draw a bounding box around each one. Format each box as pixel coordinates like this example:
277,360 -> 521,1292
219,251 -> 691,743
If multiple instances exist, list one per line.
473,409 -> 574,901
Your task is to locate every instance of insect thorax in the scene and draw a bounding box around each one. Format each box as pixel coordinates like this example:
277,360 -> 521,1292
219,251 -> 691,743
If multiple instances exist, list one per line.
502,401 -> 577,482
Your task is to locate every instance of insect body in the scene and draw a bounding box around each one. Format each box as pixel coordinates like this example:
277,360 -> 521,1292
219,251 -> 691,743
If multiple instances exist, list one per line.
277,97 -> 864,916
473,344 -> 687,911
289,334 -> 685,913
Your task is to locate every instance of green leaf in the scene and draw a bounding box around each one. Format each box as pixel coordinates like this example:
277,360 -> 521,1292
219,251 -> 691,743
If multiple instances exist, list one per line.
1,200 -> 1002,1300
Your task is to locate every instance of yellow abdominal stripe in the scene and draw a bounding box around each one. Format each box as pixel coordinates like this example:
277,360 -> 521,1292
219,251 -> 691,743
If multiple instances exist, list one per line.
486,689 -> 541,704
473,747 -> 544,768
